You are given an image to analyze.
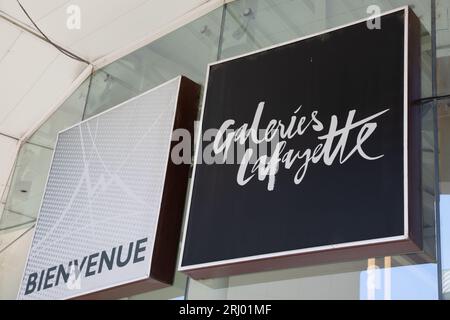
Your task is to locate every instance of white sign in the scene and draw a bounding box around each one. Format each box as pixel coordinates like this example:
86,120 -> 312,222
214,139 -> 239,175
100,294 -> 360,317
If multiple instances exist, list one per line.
19,77 -> 192,299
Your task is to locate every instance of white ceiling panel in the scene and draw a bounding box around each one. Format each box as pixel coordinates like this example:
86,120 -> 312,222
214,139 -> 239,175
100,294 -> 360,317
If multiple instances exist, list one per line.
0,0 -> 71,26
1,0 -> 211,62
0,19 -> 22,60
0,53 -> 86,138
23,0 -> 149,60
0,31 -> 62,135
65,0 -> 209,61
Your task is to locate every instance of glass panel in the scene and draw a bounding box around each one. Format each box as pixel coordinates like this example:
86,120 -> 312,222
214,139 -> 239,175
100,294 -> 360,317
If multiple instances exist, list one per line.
219,0 -> 431,59
0,143 -> 53,230
28,78 -> 90,149
437,0 -> 450,95
0,209 -> 34,233
83,7 -> 223,119
0,78 -> 89,231
422,102 -> 438,259
82,69 -> 137,120
220,0 -> 433,97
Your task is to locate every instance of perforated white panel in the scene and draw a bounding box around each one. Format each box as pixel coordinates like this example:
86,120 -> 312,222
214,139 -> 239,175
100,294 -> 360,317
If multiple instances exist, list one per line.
18,77 -> 182,300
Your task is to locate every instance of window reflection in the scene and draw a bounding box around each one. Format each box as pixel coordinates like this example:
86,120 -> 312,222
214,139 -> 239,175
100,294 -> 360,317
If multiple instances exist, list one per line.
360,261 -> 438,300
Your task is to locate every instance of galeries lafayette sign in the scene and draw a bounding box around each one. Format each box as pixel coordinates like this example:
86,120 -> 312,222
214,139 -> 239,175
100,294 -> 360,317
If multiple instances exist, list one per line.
179,7 -> 424,279
212,101 -> 391,191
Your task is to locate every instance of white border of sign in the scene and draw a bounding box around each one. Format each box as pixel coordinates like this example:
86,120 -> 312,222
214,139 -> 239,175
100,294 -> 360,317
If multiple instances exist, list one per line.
179,6 -> 411,273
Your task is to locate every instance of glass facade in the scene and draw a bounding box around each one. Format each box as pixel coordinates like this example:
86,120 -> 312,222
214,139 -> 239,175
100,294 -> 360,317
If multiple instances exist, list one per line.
1,0 -> 449,300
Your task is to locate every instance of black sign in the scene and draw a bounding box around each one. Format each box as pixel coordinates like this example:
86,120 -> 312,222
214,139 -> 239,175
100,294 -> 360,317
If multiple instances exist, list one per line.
180,8 -> 422,278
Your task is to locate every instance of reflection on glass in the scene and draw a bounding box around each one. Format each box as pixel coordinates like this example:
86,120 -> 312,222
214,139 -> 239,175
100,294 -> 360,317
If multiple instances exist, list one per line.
0,78 -> 89,232
0,209 -> 35,232
0,143 -> 53,230
422,102 -> 437,259
360,261 -> 438,300
220,0 -> 431,60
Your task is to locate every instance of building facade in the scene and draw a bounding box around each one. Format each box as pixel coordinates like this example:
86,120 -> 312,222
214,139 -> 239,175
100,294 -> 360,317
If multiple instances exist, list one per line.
1,0 -> 450,300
